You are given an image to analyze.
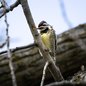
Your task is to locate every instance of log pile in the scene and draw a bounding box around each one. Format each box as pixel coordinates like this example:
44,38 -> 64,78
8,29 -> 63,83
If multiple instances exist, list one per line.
0,24 -> 86,86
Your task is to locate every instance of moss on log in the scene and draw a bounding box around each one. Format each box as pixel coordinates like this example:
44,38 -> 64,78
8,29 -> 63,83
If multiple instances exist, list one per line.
0,24 -> 86,86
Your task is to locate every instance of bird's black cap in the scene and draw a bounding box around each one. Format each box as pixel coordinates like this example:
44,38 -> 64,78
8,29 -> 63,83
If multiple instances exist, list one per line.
38,21 -> 47,27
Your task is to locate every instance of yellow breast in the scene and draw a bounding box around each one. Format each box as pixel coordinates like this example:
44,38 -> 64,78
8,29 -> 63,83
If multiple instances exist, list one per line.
41,32 -> 51,50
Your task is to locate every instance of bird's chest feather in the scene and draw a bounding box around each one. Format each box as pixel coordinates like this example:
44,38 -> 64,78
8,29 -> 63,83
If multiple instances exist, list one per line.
41,32 -> 51,49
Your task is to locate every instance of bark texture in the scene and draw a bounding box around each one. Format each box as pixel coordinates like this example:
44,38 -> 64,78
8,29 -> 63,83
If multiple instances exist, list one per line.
0,24 -> 86,86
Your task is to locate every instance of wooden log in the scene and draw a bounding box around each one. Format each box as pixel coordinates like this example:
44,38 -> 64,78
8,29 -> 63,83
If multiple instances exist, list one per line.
0,24 -> 86,86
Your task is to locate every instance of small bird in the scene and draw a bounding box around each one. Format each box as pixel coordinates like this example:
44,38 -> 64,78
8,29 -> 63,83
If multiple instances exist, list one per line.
38,21 -> 57,62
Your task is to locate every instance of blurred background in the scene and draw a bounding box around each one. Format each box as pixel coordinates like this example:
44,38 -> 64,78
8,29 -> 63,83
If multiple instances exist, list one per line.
0,0 -> 86,51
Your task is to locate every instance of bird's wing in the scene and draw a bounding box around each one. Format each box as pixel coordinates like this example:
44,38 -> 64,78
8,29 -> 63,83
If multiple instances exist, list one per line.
49,28 -> 57,57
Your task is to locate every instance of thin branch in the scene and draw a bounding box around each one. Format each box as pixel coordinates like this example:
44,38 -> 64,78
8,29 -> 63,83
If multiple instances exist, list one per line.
0,0 -> 20,18
45,81 -> 86,86
40,61 -> 49,86
6,34 -> 17,86
59,0 -> 73,28
3,0 -> 17,86
0,40 -> 6,48
19,0 -> 64,81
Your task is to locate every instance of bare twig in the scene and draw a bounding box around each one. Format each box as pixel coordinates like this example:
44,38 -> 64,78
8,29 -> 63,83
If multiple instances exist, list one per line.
0,0 -> 20,18
59,0 -> 73,28
40,61 -> 49,86
45,81 -> 86,86
3,0 -> 17,86
19,0 -> 64,81
6,32 -> 17,86
0,40 -> 6,48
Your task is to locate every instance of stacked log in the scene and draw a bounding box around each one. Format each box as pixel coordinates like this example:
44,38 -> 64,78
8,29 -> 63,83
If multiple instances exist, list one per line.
0,24 -> 86,86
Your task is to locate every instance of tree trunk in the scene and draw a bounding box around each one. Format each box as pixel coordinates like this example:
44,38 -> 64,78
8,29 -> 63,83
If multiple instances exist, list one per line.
0,24 -> 86,86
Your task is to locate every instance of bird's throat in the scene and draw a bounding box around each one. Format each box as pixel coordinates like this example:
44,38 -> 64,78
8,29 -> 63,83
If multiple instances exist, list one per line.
40,28 -> 49,34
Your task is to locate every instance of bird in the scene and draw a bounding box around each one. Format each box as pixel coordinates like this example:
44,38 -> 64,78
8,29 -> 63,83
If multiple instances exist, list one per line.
38,21 -> 57,62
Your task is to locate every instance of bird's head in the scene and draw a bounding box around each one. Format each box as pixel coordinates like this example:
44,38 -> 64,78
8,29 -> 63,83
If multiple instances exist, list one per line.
38,21 -> 50,31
